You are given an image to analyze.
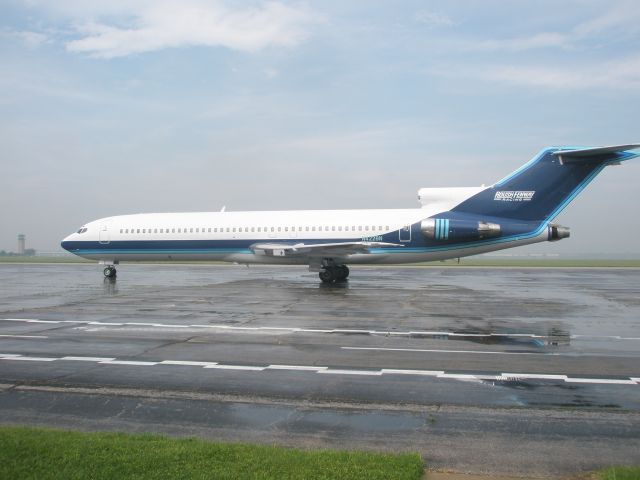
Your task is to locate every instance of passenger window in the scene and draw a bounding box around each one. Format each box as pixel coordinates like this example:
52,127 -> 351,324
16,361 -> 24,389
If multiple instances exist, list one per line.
119,229 -> 123,233
305,226 -> 309,231
365,226 -> 369,231
137,229 -> 140,233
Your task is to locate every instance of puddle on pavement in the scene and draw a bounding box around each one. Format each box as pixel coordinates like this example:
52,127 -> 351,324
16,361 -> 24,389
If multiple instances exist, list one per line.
227,403 -> 424,433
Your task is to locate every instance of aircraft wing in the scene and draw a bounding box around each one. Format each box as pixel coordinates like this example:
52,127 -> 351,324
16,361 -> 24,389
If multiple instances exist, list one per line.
250,241 -> 402,257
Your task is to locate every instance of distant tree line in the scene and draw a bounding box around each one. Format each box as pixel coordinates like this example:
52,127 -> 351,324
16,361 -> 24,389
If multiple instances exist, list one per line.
0,249 -> 36,257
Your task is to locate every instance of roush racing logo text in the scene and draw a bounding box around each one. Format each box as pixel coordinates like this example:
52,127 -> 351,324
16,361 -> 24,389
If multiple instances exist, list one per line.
494,191 -> 535,201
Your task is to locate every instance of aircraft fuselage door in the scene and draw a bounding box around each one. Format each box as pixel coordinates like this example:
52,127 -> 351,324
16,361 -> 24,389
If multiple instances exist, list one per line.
99,224 -> 110,244
399,224 -> 411,242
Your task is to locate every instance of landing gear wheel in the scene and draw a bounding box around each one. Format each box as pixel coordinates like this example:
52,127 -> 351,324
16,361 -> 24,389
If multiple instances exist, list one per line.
336,265 -> 350,280
103,266 -> 117,278
319,269 -> 335,283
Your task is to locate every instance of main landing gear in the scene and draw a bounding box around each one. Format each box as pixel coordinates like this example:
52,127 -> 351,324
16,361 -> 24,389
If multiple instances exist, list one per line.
319,265 -> 349,284
103,266 -> 117,278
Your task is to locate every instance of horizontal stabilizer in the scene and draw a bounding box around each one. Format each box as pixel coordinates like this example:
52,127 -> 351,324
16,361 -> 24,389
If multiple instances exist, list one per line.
553,144 -> 640,161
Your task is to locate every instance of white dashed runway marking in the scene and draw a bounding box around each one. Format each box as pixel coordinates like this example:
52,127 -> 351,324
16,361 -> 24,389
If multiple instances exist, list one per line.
3,318 -> 639,342
341,346 -> 560,356
0,353 -> 638,386
0,335 -> 48,339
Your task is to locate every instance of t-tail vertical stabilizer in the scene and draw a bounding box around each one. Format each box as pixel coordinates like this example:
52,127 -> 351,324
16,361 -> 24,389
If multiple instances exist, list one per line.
450,144 -> 640,223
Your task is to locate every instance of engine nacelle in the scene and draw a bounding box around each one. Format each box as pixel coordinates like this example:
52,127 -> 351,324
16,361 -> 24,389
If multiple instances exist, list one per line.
421,218 -> 501,241
548,224 -> 570,241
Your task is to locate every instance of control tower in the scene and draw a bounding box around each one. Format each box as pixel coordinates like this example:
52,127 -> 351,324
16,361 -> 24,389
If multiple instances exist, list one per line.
17,234 -> 25,255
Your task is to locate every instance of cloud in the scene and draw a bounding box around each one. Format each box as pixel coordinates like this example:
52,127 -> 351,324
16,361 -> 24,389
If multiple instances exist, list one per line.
476,56 -> 640,90
414,10 -> 455,28
453,1 -> 640,53
1,29 -> 50,48
62,1 -> 320,58
463,32 -> 569,52
263,67 -> 279,79
573,1 -> 640,37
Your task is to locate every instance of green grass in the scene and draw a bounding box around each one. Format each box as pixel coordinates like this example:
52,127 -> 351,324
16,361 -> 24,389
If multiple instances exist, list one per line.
0,426 -> 424,480
599,466 -> 640,480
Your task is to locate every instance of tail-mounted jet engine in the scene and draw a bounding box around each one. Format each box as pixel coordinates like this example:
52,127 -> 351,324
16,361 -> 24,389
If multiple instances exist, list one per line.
421,218 -> 501,242
548,224 -> 570,241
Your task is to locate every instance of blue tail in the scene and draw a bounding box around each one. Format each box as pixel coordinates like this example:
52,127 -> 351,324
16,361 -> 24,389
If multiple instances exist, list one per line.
451,144 -> 640,222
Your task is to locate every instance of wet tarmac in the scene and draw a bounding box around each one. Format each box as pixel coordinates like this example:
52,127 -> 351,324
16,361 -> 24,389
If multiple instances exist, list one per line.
0,263 -> 639,475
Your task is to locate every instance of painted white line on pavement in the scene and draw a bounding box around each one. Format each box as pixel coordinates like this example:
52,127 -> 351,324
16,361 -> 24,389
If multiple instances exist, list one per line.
62,356 -> 116,362
342,346 -> 552,356
0,353 -> 637,387
0,335 -> 48,339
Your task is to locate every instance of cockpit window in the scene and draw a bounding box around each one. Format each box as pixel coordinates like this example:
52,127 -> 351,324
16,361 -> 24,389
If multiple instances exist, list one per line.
76,227 -> 88,234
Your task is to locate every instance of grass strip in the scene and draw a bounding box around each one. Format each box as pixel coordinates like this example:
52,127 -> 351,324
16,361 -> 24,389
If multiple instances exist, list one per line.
0,426 -> 424,480
598,466 -> 640,480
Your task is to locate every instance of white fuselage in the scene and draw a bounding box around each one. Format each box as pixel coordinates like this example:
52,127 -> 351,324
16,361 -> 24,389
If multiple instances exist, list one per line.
61,201 -> 548,266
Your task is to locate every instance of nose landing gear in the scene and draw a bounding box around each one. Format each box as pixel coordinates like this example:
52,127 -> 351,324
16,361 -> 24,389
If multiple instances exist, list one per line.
103,266 -> 117,278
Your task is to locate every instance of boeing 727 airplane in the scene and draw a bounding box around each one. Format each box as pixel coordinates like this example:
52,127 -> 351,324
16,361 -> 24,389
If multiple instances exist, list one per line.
61,144 -> 639,283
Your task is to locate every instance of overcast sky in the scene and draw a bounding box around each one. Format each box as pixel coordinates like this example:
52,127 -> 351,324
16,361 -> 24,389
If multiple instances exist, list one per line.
1,0 -> 639,255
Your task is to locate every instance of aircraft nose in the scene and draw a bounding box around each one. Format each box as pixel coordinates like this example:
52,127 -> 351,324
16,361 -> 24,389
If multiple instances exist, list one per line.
61,233 -> 74,251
